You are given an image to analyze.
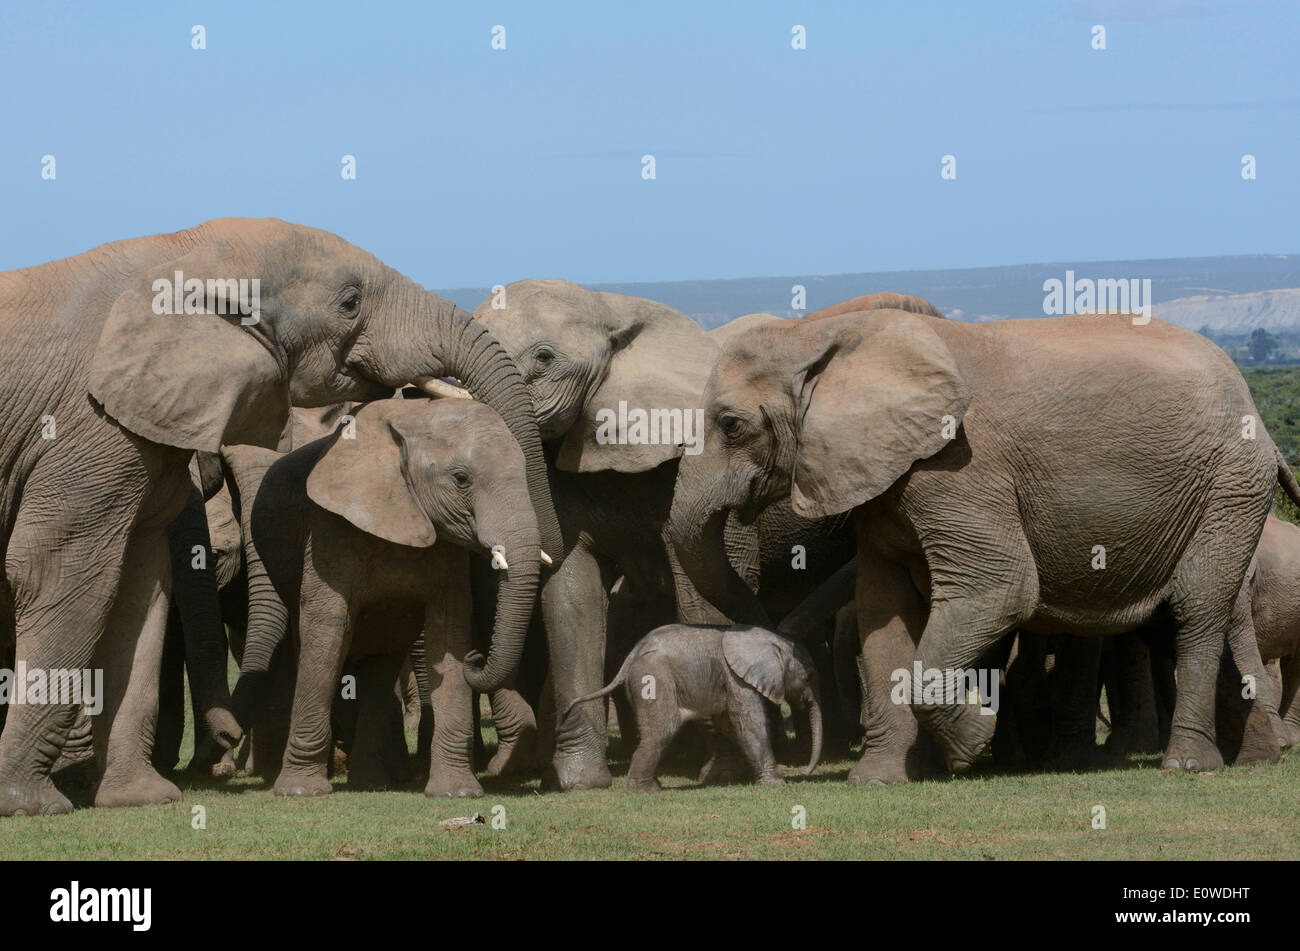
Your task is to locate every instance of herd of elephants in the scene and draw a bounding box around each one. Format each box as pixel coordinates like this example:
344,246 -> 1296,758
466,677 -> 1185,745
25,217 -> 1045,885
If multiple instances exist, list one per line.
1,216 -> 1298,818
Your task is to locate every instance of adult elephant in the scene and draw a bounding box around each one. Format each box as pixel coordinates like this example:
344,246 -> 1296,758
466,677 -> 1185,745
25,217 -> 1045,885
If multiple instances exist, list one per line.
0,218 -> 560,816
474,280 -> 724,790
668,306 -> 1294,783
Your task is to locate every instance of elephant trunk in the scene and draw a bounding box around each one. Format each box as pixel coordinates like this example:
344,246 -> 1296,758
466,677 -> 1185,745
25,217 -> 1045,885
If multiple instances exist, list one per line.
803,697 -> 824,777
363,292 -> 564,562
667,456 -> 771,626
167,483 -> 242,751
221,446 -> 290,730
463,517 -> 541,694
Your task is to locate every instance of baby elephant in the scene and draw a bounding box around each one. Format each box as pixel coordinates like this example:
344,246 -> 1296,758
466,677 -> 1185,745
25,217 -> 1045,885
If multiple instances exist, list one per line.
567,625 -> 822,791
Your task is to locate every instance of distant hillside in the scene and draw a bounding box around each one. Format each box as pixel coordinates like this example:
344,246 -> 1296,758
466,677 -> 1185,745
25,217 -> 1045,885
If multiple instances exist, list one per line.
437,254 -> 1300,331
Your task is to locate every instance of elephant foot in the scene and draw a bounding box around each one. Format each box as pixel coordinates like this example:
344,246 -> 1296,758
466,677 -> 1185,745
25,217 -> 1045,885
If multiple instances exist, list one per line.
486,725 -> 539,777
755,773 -> 785,786
847,748 -> 915,786
94,766 -> 181,809
625,776 -> 662,793
1233,707 -> 1283,765
1161,732 -> 1224,772
698,743 -> 751,785
0,774 -> 75,817
542,750 -> 612,792
424,767 -> 483,799
274,770 -> 333,797
1280,721 -> 1300,750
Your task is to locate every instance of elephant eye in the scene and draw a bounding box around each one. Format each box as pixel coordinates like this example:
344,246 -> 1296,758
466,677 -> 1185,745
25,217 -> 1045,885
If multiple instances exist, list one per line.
340,292 -> 361,317
534,346 -> 555,367
719,415 -> 744,440
452,470 -> 472,488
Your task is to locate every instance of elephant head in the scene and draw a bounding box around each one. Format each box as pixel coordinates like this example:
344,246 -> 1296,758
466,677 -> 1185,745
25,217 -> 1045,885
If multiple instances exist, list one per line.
473,279 -> 717,473
86,218 -> 561,559
667,305 -> 969,622
723,627 -> 823,775
305,398 -> 541,691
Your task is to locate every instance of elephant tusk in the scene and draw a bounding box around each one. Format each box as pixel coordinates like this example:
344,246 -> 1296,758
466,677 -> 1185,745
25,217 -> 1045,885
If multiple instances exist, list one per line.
414,376 -> 473,400
491,548 -> 510,570
540,550 -> 553,566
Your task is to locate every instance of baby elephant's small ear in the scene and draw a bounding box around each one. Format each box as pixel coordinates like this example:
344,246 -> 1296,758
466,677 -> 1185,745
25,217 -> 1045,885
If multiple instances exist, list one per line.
722,629 -> 788,704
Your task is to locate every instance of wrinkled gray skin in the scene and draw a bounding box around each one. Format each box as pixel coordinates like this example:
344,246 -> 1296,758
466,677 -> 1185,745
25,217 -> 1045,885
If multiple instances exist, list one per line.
669,307 -> 1294,783
474,280 -> 730,792
224,398 -> 540,798
155,405 -> 360,779
0,217 -> 557,817
476,283 -> 859,791
1235,514 -> 1300,749
566,625 -> 822,791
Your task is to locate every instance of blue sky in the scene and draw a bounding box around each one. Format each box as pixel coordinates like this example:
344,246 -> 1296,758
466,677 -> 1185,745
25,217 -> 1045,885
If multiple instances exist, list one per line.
1,0 -> 1296,287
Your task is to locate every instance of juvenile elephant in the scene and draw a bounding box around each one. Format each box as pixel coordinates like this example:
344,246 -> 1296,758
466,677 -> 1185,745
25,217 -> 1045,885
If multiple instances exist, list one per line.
566,625 -> 822,791
0,218 -> 558,817
223,397 -> 542,798
668,306 -> 1294,782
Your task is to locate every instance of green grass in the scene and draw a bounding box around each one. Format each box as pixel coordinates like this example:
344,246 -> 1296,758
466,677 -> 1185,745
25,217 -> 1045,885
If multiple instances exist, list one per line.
6,701 -> 1298,860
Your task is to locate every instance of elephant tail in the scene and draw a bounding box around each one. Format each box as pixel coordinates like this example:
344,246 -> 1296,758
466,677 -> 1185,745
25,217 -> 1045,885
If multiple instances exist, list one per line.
562,652 -> 637,720
1277,446 -> 1300,509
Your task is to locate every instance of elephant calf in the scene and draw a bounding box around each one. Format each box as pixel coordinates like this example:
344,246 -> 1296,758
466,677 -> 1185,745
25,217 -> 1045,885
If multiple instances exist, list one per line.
224,396 -> 542,799
567,625 -> 822,791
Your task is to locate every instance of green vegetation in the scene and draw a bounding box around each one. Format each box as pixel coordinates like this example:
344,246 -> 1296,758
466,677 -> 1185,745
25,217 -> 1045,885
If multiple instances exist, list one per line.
1243,365 -> 1300,523
6,717 -> 1299,860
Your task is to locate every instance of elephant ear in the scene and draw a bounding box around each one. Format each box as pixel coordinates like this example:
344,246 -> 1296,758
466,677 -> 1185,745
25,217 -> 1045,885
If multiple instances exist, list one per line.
556,293 -> 718,474
790,312 -> 971,519
722,628 -> 790,704
88,245 -> 289,453
305,409 -> 437,548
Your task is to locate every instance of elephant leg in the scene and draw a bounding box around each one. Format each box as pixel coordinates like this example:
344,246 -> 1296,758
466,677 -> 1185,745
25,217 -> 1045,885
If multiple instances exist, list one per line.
347,651 -> 410,790
1277,653 -> 1300,748
152,603 -> 187,774
1104,630 -> 1162,756
486,684 -> 538,777
1044,635 -> 1107,769
0,498 -> 143,815
727,695 -> 783,786
424,575 -> 482,798
911,582 -> 1033,775
1006,634 -> 1053,764
697,722 -> 752,784
848,550 -> 931,786
1164,556 -> 1260,772
168,484 -> 240,772
398,656 -> 421,728
274,586 -> 351,797
542,539 -> 613,791
408,639 -> 434,774
626,700 -> 678,794
250,640 -> 294,783
94,527 -> 183,808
